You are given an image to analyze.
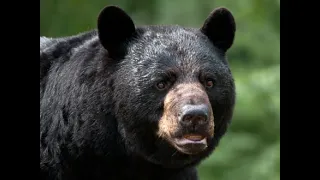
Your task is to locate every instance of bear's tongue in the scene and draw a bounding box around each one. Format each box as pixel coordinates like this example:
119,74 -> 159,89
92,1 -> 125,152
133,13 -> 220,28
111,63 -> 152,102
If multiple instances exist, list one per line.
183,134 -> 205,141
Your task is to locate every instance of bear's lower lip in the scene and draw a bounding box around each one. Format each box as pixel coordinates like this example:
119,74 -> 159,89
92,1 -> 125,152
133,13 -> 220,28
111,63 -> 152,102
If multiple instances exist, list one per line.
172,135 -> 208,155
175,137 -> 207,146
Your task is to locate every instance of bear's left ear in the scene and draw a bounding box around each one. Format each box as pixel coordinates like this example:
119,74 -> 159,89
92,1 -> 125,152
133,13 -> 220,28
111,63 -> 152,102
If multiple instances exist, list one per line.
97,6 -> 136,56
200,7 -> 236,52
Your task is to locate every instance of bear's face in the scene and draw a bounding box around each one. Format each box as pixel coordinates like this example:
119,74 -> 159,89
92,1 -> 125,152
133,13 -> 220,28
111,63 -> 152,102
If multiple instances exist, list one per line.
98,6 -> 236,167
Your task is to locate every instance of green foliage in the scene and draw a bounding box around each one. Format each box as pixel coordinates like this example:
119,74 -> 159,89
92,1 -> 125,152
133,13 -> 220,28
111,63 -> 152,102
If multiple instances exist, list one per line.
40,0 -> 280,179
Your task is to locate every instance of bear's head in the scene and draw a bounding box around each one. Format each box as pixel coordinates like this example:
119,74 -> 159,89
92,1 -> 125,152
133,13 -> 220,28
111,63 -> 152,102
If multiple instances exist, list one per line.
97,6 -> 236,168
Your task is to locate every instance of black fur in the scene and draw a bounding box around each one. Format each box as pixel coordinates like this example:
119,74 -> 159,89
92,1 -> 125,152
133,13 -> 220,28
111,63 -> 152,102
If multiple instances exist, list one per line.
40,6 -> 236,180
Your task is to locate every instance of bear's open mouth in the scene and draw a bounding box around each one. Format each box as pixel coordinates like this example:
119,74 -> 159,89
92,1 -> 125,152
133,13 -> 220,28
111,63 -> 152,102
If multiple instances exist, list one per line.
172,134 -> 208,155
183,134 -> 205,141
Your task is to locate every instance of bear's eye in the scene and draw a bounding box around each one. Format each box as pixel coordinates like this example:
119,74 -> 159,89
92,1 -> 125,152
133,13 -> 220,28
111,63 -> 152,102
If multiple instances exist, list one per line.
156,81 -> 167,90
205,79 -> 214,88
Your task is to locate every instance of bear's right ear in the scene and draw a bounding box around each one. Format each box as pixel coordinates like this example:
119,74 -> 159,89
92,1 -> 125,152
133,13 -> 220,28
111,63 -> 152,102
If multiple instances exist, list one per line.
97,6 -> 136,56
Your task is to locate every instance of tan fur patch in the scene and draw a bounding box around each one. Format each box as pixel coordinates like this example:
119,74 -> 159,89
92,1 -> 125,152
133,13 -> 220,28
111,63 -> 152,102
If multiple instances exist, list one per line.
157,82 -> 215,139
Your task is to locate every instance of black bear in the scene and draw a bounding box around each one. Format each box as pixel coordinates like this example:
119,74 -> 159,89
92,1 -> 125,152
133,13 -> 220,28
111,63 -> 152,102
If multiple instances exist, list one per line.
40,5 -> 236,180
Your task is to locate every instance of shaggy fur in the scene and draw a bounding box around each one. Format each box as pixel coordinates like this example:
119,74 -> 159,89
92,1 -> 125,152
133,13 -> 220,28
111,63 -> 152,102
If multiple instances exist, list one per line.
40,6 -> 236,180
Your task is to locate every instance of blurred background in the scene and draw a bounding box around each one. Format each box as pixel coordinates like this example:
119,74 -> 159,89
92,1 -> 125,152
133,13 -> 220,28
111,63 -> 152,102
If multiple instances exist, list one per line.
40,0 -> 280,180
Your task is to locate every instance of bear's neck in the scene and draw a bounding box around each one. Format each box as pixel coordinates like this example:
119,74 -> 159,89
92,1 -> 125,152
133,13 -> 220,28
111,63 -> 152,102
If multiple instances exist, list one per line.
70,153 -> 193,180
67,129 -> 193,179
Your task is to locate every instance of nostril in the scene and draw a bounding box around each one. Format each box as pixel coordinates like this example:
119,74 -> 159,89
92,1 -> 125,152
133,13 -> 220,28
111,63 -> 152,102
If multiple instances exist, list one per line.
182,115 -> 193,122
182,114 -> 207,123
194,115 -> 207,122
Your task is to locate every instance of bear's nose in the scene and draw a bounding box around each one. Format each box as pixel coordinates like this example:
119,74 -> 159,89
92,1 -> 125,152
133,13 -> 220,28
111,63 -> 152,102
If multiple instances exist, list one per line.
179,104 -> 209,126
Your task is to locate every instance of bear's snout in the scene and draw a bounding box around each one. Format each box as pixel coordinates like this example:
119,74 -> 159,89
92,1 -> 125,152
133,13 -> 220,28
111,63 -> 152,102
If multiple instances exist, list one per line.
157,82 -> 215,155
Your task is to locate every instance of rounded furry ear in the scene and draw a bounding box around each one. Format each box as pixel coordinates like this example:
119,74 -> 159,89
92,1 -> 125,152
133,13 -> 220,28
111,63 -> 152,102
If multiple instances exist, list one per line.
97,6 -> 136,56
200,7 -> 236,52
